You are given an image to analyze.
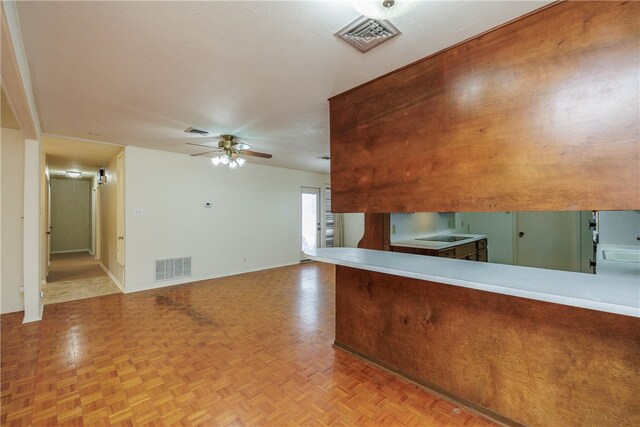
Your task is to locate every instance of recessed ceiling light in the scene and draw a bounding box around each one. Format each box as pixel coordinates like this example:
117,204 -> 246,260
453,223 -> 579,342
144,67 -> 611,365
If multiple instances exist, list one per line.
66,171 -> 82,178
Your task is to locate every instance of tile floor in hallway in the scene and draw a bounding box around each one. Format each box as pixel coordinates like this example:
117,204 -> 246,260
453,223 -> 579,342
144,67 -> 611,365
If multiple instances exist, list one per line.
1,262 -> 498,426
42,252 -> 121,305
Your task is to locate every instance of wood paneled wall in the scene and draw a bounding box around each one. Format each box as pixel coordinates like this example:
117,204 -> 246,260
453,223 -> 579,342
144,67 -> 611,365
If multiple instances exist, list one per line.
329,1 -> 640,213
335,266 -> 640,426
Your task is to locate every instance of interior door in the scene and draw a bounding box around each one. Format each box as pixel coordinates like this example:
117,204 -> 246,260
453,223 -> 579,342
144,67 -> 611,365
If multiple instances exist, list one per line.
515,211 -> 581,272
116,152 -> 125,267
46,177 -> 51,275
300,187 -> 321,260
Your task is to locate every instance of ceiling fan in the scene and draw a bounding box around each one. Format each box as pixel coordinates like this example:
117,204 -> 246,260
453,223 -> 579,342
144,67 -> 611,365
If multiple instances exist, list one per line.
187,135 -> 272,169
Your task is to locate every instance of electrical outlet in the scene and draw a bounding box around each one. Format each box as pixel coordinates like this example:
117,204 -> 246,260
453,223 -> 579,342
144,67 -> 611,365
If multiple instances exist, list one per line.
392,225 -> 396,234
134,208 -> 144,216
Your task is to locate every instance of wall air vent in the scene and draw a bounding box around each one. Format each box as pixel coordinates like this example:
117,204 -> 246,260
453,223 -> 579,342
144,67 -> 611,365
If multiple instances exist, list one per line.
184,126 -> 211,136
335,15 -> 401,53
156,257 -> 192,281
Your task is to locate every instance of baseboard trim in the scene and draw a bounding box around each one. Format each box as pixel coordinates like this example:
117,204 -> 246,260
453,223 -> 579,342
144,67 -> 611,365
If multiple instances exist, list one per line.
100,263 -> 125,293
1,305 -> 25,315
333,342 -> 521,427
51,249 -> 91,254
125,261 -> 301,294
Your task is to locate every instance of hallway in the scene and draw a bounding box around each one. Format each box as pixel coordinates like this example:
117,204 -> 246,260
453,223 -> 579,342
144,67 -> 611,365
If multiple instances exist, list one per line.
42,251 -> 121,305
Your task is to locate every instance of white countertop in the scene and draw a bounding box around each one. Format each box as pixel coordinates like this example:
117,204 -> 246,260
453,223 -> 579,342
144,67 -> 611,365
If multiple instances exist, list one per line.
305,247 -> 640,318
597,244 -> 640,278
391,233 -> 487,250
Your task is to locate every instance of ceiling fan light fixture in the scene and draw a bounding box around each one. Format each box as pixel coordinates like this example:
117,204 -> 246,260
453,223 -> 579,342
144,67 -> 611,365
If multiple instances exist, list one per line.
220,154 -> 230,165
352,0 -> 415,19
229,160 -> 239,170
211,157 -> 221,166
236,157 -> 246,167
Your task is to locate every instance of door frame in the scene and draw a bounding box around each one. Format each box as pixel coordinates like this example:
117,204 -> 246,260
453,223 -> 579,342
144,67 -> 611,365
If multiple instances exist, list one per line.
300,186 -> 321,260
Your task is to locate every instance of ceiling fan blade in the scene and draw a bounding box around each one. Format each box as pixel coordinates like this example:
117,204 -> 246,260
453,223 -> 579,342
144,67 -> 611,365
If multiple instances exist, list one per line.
231,142 -> 252,151
242,150 -> 272,159
190,150 -> 218,157
186,142 -> 220,149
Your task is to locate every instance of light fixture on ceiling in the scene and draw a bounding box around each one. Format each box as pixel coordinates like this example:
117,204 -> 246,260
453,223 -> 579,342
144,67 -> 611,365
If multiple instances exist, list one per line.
187,135 -> 272,169
66,171 -> 82,178
352,0 -> 416,19
211,153 -> 246,169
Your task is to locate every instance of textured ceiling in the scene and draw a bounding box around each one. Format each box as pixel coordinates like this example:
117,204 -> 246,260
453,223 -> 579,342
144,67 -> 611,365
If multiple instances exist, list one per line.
17,1 -> 550,173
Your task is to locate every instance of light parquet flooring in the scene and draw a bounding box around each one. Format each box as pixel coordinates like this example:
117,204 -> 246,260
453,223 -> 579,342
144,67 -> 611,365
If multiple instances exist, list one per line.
1,262 -> 498,426
43,252 -> 121,305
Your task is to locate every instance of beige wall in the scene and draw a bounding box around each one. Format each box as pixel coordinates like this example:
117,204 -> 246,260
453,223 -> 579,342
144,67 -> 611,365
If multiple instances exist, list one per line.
343,213 -> 364,247
99,152 -> 123,285
50,178 -> 91,253
1,127 -> 25,313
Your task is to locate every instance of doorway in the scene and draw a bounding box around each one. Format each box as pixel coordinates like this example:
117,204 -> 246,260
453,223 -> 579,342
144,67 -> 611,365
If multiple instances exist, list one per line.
300,187 -> 321,260
40,136 -> 124,304
515,211 -> 581,272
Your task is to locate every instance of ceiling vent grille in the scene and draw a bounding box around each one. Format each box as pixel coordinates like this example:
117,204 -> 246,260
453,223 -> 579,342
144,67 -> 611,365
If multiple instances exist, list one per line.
184,126 -> 211,136
335,16 -> 401,53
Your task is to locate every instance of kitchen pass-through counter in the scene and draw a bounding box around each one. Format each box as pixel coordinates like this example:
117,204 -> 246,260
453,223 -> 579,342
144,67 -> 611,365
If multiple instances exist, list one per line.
305,247 -> 640,318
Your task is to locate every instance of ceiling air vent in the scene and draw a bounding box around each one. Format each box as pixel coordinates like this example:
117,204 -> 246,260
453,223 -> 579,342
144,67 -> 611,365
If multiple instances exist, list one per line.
184,126 -> 211,136
335,16 -> 401,53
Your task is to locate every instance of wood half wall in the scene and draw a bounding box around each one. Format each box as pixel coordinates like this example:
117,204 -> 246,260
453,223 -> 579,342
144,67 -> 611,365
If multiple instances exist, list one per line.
329,1 -> 640,213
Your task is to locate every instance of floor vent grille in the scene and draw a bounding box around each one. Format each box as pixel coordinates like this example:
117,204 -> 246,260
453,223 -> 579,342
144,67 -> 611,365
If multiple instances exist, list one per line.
156,257 -> 192,281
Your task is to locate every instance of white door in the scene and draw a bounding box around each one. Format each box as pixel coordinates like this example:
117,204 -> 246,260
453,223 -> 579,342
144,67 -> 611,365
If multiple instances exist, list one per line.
46,177 -> 51,276
515,211 -> 581,272
301,187 -> 321,260
116,152 -> 125,266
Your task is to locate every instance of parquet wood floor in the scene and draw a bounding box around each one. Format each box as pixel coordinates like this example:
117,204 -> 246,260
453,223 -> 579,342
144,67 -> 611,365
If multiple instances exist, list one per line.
1,262 -> 498,426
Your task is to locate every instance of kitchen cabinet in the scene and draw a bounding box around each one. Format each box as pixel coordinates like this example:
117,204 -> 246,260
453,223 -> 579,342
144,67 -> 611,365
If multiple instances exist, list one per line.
391,238 -> 488,262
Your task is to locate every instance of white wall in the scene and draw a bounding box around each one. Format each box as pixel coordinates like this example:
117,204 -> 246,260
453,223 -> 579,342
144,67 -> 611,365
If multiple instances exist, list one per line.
1,127 -> 25,313
124,146 -> 330,292
390,212 -> 454,242
599,210 -> 640,246
50,178 -> 92,253
343,213 -> 364,247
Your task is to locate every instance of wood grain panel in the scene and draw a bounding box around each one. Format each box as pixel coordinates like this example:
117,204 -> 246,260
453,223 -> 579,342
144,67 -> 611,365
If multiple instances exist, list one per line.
330,1 -> 640,213
335,265 -> 640,426
357,213 -> 390,250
